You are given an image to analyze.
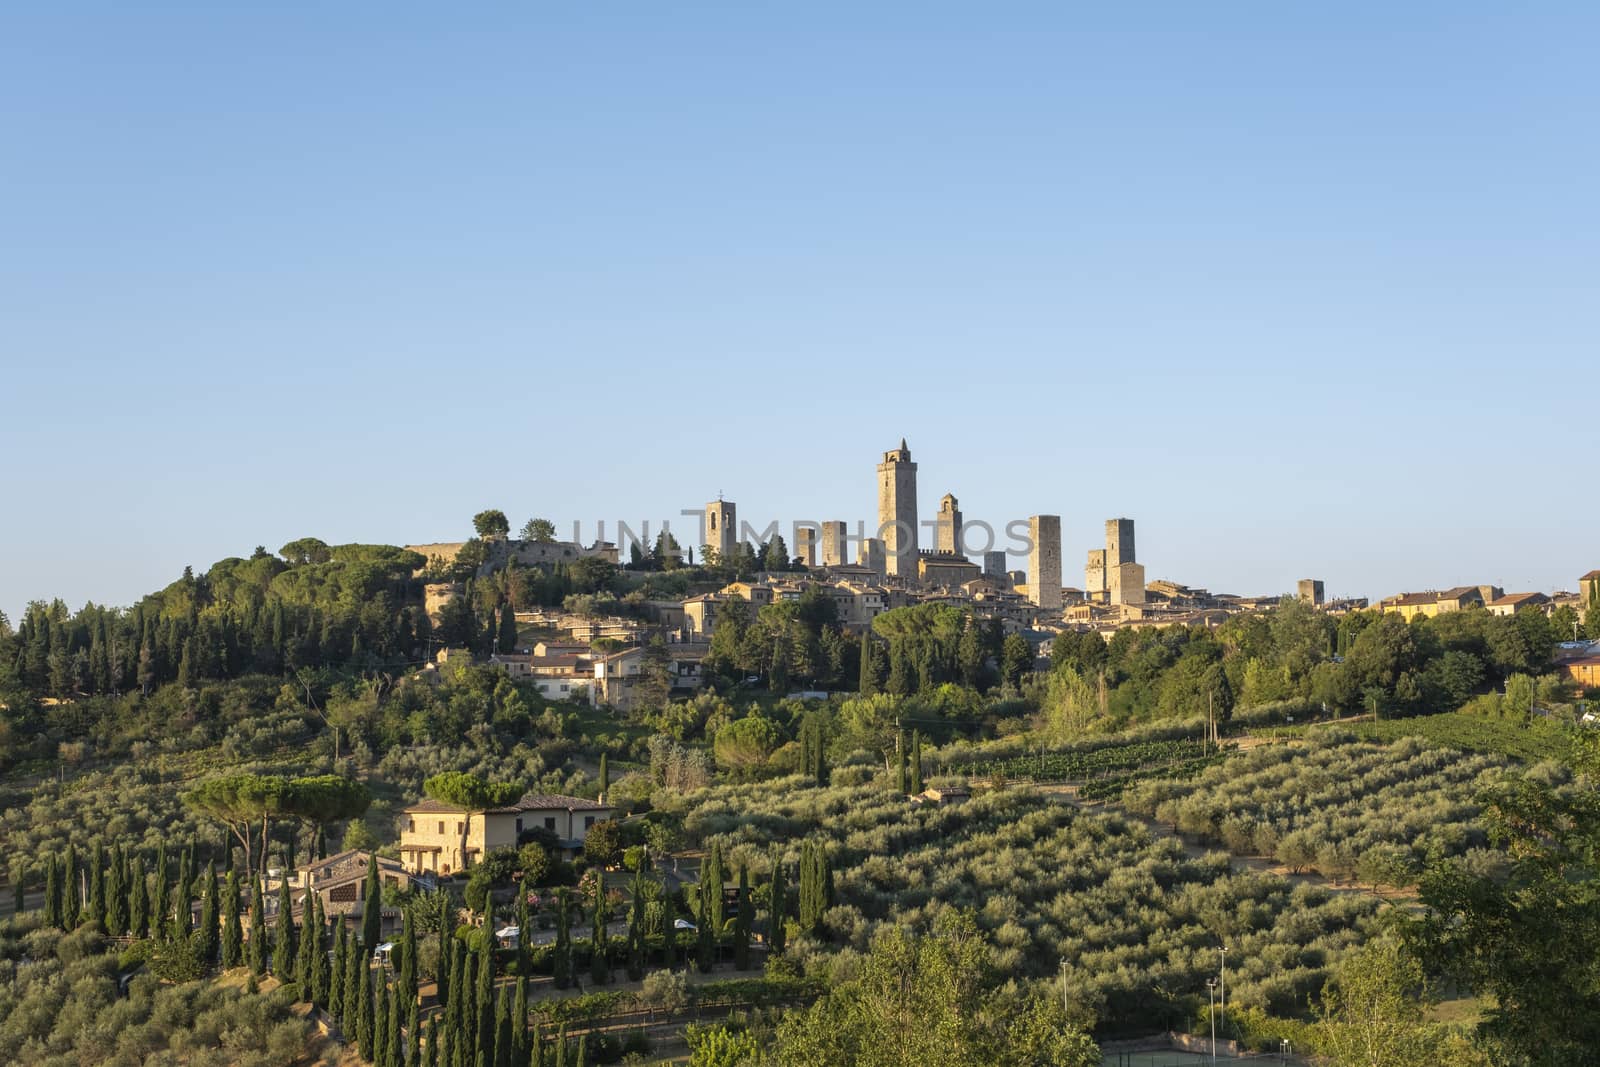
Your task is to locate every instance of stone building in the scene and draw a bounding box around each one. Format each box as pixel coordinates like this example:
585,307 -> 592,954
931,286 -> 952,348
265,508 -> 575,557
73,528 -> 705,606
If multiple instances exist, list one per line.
821,521 -> 849,567
983,550 -> 1008,579
1297,579 -> 1325,605
934,493 -> 963,555
919,552 -> 981,588
876,440 -> 918,578
1084,549 -> 1107,600
1104,518 -> 1145,607
1027,515 -> 1062,610
398,792 -> 616,876
705,498 -> 737,564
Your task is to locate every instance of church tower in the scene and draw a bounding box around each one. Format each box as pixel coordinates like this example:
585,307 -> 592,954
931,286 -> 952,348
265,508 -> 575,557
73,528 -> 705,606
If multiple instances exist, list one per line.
876,439 -> 918,578
935,493 -> 963,555
705,498 -> 737,565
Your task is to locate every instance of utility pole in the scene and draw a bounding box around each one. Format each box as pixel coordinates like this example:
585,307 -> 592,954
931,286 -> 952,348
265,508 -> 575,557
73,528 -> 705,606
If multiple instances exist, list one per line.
1060,958 -> 1069,1016
1206,977 -> 1218,1064
1219,943 -> 1228,1040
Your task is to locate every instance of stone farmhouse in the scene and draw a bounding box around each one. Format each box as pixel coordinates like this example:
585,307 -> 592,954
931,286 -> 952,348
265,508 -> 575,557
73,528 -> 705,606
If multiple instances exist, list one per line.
397,792 -> 615,877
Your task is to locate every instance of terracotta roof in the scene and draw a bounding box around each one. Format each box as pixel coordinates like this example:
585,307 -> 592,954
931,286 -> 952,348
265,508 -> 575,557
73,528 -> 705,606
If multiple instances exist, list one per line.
403,797 -> 468,814
1582,570 -> 1600,581
408,791 -> 613,815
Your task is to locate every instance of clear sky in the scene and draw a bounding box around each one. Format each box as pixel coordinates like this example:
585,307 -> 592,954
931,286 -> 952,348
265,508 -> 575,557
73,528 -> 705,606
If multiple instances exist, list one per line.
2,3 -> 1596,619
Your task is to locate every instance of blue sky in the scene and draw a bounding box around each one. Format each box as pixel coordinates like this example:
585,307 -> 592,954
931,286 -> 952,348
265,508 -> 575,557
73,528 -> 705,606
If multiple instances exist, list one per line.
2,3 -> 1596,618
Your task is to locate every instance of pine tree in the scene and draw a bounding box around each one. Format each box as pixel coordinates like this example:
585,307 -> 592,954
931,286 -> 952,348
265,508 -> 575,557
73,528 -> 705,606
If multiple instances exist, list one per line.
197,861 -> 220,970
273,878 -> 295,979
44,854 -> 61,929
129,855 -> 149,938
552,891 -> 571,989
222,865 -> 243,968
248,876 -> 267,976
769,848 -> 787,955
362,852 -> 383,952
734,865 -> 751,970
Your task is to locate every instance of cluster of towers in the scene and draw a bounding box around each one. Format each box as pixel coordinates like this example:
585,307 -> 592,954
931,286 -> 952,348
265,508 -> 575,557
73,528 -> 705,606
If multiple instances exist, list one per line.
703,439 -> 1143,614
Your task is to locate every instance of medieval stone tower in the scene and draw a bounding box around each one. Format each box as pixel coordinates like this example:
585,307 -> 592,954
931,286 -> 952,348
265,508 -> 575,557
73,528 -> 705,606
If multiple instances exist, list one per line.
876,440 -> 918,577
705,498 -> 737,564
1028,515 -> 1062,610
935,493 -> 963,555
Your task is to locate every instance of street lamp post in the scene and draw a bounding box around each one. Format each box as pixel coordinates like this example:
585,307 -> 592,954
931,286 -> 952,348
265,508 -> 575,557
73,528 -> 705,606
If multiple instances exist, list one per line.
1206,977 -> 1218,1064
1219,944 -> 1228,1038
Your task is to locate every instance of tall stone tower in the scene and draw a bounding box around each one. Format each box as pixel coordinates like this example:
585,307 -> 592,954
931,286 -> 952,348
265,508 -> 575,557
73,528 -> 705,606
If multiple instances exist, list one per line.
821,521 -> 849,567
1105,518 -> 1135,568
705,499 -> 737,564
934,493 -> 963,555
1104,517 -> 1145,607
876,440 -> 918,578
861,538 -> 888,577
982,550 -> 1007,579
795,526 -> 818,568
1027,515 -> 1062,610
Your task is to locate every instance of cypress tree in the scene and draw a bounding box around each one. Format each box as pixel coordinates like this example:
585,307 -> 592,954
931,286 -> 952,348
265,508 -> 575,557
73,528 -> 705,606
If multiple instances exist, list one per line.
357,970 -> 375,1062
172,849 -> 193,940
406,980 -> 421,1067
400,907 -> 418,1007
296,886 -> 317,995
896,729 -> 909,794
696,876 -> 714,974
515,886 -> 532,977
552,891 -> 571,989
625,862 -> 645,981
597,753 -> 608,798
386,977 -> 402,1067
89,842 -> 106,928
706,845 -> 726,934
44,855 -> 61,929
424,1015 -> 439,1067
198,861 -> 220,969
768,848 -> 787,955
315,898 -> 331,1005
106,844 -> 126,935
661,890 -> 676,968
330,920 -> 348,1025
343,940 -> 365,1041
475,933 -> 494,1057
554,1026 -> 568,1067
272,878 -> 295,979
64,844 -> 80,928
590,877 -> 609,985
130,855 -> 149,938
911,730 -> 924,795
441,933 -> 461,1022
151,845 -> 169,941
372,976 -> 389,1066
734,865 -> 751,970
222,865 -> 243,968
10,860 -> 23,916
512,977 -> 528,1062
494,984 -> 512,1067
574,1035 -> 587,1067
248,876 -> 267,976
452,951 -> 473,1067
362,852 -> 382,952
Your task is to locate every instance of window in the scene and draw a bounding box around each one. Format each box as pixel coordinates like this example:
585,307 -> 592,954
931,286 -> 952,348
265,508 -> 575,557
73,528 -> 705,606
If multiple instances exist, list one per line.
438,821 -> 444,834
456,822 -> 463,834
408,818 -> 415,832
544,817 -> 556,831
516,818 -> 523,834
585,816 -> 595,829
